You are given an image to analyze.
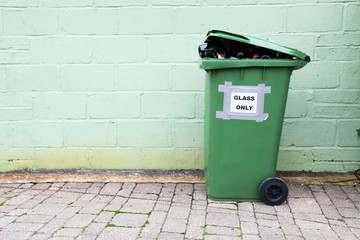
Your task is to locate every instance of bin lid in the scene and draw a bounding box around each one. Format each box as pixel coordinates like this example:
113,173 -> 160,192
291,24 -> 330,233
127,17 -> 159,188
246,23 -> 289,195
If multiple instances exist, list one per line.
205,30 -> 310,62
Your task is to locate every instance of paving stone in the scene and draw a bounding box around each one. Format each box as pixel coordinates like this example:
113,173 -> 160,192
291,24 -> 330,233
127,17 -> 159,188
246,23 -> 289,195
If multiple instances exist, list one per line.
172,194 -> 192,204
0,215 -> 17,228
162,218 -> 187,233
331,224 -> 357,240
31,183 -> 51,190
204,235 -> 241,240
205,225 -> 241,236
158,232 -> 184,240
121,199 -> 155,214
185,225 -> 204,239
111,213 -> 148,227
54,227 -> 82,237
258,225 -> 285,240
242,234 -> 261,240
188,212 -> 205,226
148,210 -> 167,224
131,193 -> 158,200
332,198 -> 355,208
175,184 -> 193,195
253,202 -> 276,215
30,233 -> 52,240
320,204 -> 342,220
38,218 -> 67,233
288,198 -> 322,214
241,221 -> 258,235
167,206 -> 190,219
344,218 -> 360,228
140,222 -> 162,238
100,183 -> 122,196
94,211 -> 115,223
6,194 -> 34,206
91,195 -> 114,203
281,224 -> 302,236
29,203 -> 68,215
83,222 -> 107,235
257,218 -> 280,228
295,219 -> 333,231
134,183 -> 162,194
301,228 -> 339,240
103,196 -> 127,211
0,230 -> 33,240
337,207 -> 360,218
293,213 -> 328,223
309,185 -> 324,192
79,201 -> 107,214
76,235 -> 97,240
3,222 -> 44,232
97,226 -> 140,240
7,208 -> 29,216
56,206 -> 82,219
64,214 -> 95,228
16,214 -> 53,223
289,184 -> 313,198
153,201 -> 171,211
313,191 -> 332,205
206,212 -> 240,227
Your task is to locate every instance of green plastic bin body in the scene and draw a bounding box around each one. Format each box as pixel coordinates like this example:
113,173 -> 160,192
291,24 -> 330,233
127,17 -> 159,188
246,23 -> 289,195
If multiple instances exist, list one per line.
200,31 -> 309,202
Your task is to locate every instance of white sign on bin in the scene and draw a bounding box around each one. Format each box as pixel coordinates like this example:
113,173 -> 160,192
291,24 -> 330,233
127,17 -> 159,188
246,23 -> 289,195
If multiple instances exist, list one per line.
216,82 -> 271,122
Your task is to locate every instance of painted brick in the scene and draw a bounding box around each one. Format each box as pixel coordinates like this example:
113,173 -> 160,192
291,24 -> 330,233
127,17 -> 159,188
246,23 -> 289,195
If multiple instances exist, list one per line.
118,8 -> 173,34
148,35 -> 202,63
0,148 -> 36,164
0,159 -> 35,171
0,107 -> 33,121
0,38 -> 29,51
10,121 -> 63,147
258,0 -> 315,3
169,64 -> 205,91
277,149 -> 312,171
337,120 -> 360,147
286,5 -> 343,32
281,120 -> 335,147
312,162 -> 359,172
7,66 -> 61,91
174,7 -> 284,34
341,62 -> 360,89
284,91 -> 309,118
63,65 -> 115,92
0,68 -> 5,92
318,33 -> 360,46
35,148 -> 89,169
34,93 -> 87,119
93,37 -> 147,63
95,0 -> 147,6
87,93 -> 140,119
60,9 -> 117,35
345,4 -> 360,30
173,120 -> 203,148
268,34 -> 315,59
0,0 -> 34,7
32,37 -> 92,64
196,93 -> 205,119
196,149 -> 204,169
0,11 -> 2,35
117,65 -> 168,91
0,50 -> 30,64
290,62 -> 340,89
0,92 -> 33,107
316,47 -> 360,61
311,148 -> 360,162
64,121 -> 117,147
90,148 -> 143,169
313,104 -> 360,119
0,123 -> 9,147
117,120 -> 171,147
143,148 -> 196,169
141,92 -> 196,118
203,0 -> 255,5
40,0 -> 93,7
314,90 -> 359,104
3,9 -> 58,35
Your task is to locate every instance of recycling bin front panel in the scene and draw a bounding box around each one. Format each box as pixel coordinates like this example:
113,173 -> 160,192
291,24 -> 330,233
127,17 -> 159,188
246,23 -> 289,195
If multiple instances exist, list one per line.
204,66 -> 293,201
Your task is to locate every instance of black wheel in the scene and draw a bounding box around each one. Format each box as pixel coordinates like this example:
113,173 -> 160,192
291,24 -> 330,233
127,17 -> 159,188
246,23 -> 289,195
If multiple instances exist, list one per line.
259,177 -> 288,206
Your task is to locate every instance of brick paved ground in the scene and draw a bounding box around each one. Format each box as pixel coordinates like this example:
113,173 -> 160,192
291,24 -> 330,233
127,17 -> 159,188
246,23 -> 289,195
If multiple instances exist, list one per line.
0,182 -> 358,240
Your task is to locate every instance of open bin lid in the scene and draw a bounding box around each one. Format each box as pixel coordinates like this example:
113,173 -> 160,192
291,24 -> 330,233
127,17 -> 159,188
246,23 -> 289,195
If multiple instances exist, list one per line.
199,30 -> 310,70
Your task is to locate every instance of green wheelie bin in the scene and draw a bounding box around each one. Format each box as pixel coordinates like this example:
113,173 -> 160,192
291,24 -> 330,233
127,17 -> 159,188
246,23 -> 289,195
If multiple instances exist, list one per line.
198,30 -> 310,205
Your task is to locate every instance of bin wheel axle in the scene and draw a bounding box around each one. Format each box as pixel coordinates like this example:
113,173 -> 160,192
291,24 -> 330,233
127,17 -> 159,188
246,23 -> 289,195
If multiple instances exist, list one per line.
259,177 -> 288,206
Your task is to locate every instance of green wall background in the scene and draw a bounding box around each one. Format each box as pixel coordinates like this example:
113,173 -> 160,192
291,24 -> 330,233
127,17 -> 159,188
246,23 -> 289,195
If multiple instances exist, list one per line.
0,0 -> 359,172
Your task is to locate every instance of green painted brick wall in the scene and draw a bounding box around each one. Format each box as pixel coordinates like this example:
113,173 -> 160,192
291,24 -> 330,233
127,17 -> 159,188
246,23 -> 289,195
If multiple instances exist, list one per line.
0,0 -> 359,172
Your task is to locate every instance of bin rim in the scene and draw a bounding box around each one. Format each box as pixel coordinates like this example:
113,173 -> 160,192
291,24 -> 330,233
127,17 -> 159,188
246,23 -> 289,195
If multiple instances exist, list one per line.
205,30 -> 310,62
199,58 -> 308,70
